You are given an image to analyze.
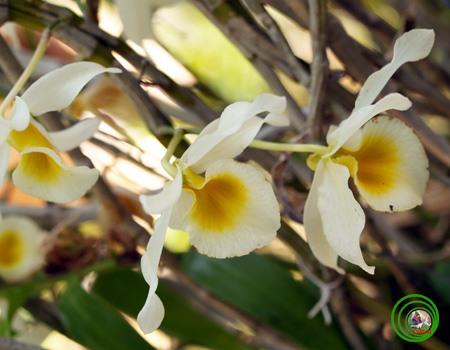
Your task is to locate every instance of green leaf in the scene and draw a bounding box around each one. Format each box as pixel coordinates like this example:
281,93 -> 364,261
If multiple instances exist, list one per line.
182,250 -> 349,350
92,269 -> 255,350
59,277 -> 155,350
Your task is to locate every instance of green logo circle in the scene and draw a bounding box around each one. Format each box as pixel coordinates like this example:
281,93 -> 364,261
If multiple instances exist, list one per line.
391,294 -> 439,342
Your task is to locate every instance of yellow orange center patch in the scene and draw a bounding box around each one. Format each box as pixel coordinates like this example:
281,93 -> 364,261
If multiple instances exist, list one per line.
188,174 -> 247,232
8,123 -> 53,152
20,152 -> 63,183
0,231 -> 22,268
338,123 -> 401,195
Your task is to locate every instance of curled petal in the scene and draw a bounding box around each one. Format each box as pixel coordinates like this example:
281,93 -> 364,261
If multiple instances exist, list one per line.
49,118 -> 101,152
326,93 -> 411,155
137,207 -> 173,334
0,215 -> 44,283
180,93 -> 287,173
317,159 -> 374,274
8,97 -> 31,131
354,29 -> 434,111
13,147 -> 99,204
182,159 -> 280,258
339,117 -> 429,212
304,160 -> 344,274
140,166 -> 183,214
21,62 -> 121,116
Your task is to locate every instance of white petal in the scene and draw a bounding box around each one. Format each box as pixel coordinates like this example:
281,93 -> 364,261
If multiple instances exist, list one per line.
137,206 -> 173,334
48,118 -> 100,152
0,144 -> 11,189
169,191 -> 194,230
8,97 -> 31,131
182,159 -> 280,258
21,62 -> 121,116
326,93 -> 411,155
180,93 -> 287,173
0,215 -> 44,283
317,159 -> 374,274
140,166 -> 182,214
354,29 -> 434,111
348,117 -> 429,212
304,160 -> 344,273
116,0 -> 155,43
13,147 -> 99,204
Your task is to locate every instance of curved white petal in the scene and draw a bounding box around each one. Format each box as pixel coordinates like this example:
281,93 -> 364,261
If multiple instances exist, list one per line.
169,191 -> 194,230
21,62 -> 121,116
0,215 -> 44,283
326,93 -> 411,155
49,118 -> 100,152
354,29 -> 434,111
13,147 -> 99,204
0,143 -> 11,189
304,160 -> 344,274
8,97 -> 31,131
344,117 -> 429,212
182,159 -> 280,258
180,93 -> 287,173
116,0 -> 155,43
317,159 -> 374,274
137,206 -> 173,334
140,166 -> 182,214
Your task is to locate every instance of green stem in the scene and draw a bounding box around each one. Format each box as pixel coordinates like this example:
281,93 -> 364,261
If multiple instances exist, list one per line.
0,28 -> 51,118
161,129 -> 185,177
249,139 -> 330,155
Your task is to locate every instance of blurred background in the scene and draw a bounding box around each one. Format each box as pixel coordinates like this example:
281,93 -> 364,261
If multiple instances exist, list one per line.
0,0 -> 449,349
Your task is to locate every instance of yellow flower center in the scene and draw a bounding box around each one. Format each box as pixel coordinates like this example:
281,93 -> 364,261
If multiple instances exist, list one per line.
187,173 -> 248,232
337,124 -> 401,195
0,231 -> 22,268
20,152 -> 64,183
7,123 -> 53,152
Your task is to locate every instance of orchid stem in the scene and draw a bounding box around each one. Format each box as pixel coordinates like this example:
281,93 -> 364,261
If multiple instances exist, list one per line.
0,28 -> 52,118
249,139 -> 329,155
161,129 -> 184,178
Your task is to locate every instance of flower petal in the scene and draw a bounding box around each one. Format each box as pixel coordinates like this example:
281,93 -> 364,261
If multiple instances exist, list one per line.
140,166 -> 183,214
326,93 -> 411,155
304,160 -> 344,274
21,62 -> 121,116
0,143 -> 11,189
182,159 -> 280,258
354,29 -> 434,111
116,0 -> 154,43
0,215 -> 44,283
8,97 -> 31,131
137,207 -> 173,334
13,147 -> 99,204
48,118 -> 100,152
317,159 -> 374,274
180,93 -> 287,173
340,116 -> 429,212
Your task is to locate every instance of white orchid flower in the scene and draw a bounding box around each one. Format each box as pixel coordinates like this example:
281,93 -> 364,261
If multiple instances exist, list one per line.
0,62 -> 121,203
0,215 -> 45,283
138,93 -> 288,333
304,29 -> 434,274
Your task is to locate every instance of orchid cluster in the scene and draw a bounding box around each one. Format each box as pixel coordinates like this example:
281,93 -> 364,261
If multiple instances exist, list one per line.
137,28 -> 433,333
0,30 -> 120,283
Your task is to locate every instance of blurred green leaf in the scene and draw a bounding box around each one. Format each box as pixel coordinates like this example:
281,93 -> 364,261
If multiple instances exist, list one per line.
59,277 -> 155,350
428,261 -> 450,304
182,250 -> 349,350
154,3 -> 270,103
92,269 -> 256,350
